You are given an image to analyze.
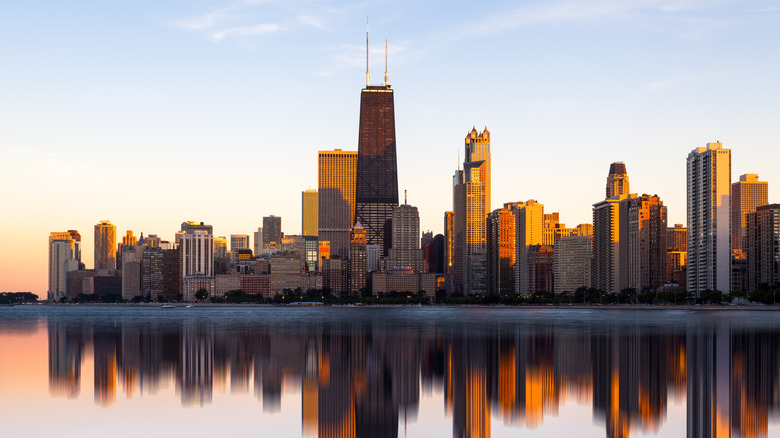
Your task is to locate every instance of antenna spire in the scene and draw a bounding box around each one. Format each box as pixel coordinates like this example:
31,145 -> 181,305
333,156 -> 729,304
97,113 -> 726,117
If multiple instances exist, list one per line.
404,189 -> 407,205
365,17 -> 369,87
385,39 -> 389,86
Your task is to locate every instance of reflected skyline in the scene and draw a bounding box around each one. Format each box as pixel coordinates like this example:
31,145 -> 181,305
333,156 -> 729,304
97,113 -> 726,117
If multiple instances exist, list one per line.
9,308 -> 780,437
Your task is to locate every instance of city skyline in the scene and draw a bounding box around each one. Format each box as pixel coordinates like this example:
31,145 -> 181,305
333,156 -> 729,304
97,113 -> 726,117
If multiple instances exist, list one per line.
2,1 -> 780,295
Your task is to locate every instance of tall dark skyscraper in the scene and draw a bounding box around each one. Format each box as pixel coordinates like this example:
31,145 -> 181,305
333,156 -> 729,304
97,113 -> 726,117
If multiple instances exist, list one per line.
354,34 -> 398,255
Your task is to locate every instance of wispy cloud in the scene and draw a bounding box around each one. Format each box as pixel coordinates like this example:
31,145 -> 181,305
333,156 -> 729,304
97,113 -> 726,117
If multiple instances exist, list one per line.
298,14 -> 327,29
638,70 -> 729,95
211,23 -> 282,41
175,11 -> 227,31
456,0 -> 729,38
748,6 -> 780,12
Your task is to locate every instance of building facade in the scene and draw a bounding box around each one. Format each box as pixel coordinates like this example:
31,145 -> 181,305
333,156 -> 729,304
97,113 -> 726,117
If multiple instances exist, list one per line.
592,195 -> 631,294
554,235 -> 592,294
349,222 -> 368,295
746,204 -> 780,291
230,234 -> 249,252
263,216 -> 282,250
625,194 -> 668,292
354,83 -> 399,255
465,127 -> 491,215
444,211 -> 454,275
487,206 -> 516,295
387,204 -> 424,272
302,189 -> 318,237
687,142 -> 731,294
318,149 -> 358,258
732,174 -> 768,253
515,200 -> 544,296
606,162 -> 629,199
453,163 -> 488,294
49,232 -> 78,301
94,220 -> 116,270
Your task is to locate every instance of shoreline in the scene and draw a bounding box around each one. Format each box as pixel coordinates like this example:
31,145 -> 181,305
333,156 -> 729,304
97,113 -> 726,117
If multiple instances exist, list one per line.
9,303 -> 780,311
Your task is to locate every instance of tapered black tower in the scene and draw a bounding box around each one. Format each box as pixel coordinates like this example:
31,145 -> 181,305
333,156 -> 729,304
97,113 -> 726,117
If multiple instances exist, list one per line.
355,84 -> 398,255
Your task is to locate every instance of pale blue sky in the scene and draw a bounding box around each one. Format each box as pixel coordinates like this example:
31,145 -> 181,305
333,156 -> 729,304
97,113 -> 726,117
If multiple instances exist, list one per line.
2,0 -> 779,293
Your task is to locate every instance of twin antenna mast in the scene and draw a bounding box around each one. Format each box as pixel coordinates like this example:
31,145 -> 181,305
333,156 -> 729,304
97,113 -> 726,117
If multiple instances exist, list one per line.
365,17 -> 390,87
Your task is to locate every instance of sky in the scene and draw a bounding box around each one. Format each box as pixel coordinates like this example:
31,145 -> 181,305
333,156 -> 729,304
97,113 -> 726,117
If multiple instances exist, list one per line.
1,0 -> 779,295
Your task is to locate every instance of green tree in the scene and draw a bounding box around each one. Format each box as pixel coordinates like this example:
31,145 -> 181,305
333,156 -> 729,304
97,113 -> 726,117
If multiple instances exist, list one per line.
195,289 -> 209,301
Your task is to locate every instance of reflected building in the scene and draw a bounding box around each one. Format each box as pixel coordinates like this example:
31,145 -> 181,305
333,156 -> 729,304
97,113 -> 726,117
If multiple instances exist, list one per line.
180,321 -> 214,406
37,304 -> 780,438
48,321 -> 83,398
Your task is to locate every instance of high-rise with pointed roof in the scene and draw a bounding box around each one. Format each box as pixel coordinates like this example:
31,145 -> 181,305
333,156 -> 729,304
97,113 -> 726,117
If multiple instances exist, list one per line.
606,162 -> 629,199
453,127 -> 491,295
354,32 -> 398,255
465,127 -> 491,214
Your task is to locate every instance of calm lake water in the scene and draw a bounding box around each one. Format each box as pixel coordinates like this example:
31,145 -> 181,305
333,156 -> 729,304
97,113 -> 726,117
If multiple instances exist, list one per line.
1,306 -> 779,437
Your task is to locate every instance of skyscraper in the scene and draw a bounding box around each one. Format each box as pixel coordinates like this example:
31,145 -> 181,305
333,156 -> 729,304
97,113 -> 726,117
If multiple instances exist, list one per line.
349,222 -> 368,295
465,127 -> 491,215
687,142 -> 732,295
745,204 -> 780,291
453,128 -> 490,295
318,149 -> 358,258
444,211 -> 454,275
625,194 -> 667,292
253,228 -> 263,256
302,189 -> 318,237
176,227 -> 214,278
486,205 -> 516,295
94,220 -> 116,270
49,232 -> 77,302
606,162 -> 629,199
354,74 -> 398,255
515,200 -> 544,296
230,234 -> 249,252
731,174 -> 768,253
387,203 -> 424,272
263,216 -> 282,249
554,235 -> 592,294
592,195 -> 632,294
667,224 -> 687,252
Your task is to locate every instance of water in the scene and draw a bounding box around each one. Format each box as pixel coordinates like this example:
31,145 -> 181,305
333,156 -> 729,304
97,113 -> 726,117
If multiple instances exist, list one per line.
1,306 -> 779,437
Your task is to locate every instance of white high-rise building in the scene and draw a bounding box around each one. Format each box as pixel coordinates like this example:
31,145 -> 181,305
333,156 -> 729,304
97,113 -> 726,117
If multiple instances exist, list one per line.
176,229 -> 214,278
48,232 -> 77,302
687,142 -> 731,295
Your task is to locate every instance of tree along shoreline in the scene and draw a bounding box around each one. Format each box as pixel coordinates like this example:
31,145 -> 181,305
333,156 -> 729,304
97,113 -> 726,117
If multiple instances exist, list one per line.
29,285 -> 780,307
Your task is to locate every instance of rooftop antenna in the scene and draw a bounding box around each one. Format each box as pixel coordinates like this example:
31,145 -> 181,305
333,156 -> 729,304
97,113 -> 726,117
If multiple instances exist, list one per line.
404,189 -> 407,205
366,17 -> 370,87
385,39 -> 389,87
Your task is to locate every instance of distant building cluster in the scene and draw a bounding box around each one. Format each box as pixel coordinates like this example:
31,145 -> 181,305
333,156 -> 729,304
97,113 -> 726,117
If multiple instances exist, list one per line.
46,79 -> 778,302
47,78 -> 442,303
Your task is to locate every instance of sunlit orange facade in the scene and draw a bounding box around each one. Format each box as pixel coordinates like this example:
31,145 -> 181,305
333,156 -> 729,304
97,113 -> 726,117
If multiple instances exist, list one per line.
318,149 -> 357,257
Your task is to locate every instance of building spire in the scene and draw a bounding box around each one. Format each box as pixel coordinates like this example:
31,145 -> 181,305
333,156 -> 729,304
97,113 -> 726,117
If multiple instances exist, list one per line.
404,189 -> 407,205
385,39 -> 389,87
366,17 -> 370,87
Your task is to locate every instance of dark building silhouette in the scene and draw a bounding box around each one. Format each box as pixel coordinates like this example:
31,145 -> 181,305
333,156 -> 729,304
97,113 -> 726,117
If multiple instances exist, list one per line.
354,84 -> 398,255
426,234 -> 445,274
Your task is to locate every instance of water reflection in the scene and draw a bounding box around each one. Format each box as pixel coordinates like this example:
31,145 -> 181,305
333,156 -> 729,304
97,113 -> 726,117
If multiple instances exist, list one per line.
16,308 -> 780,437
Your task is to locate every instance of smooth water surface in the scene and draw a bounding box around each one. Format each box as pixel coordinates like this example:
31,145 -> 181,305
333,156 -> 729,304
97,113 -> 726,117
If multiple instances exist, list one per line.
1,306 -> 779,437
